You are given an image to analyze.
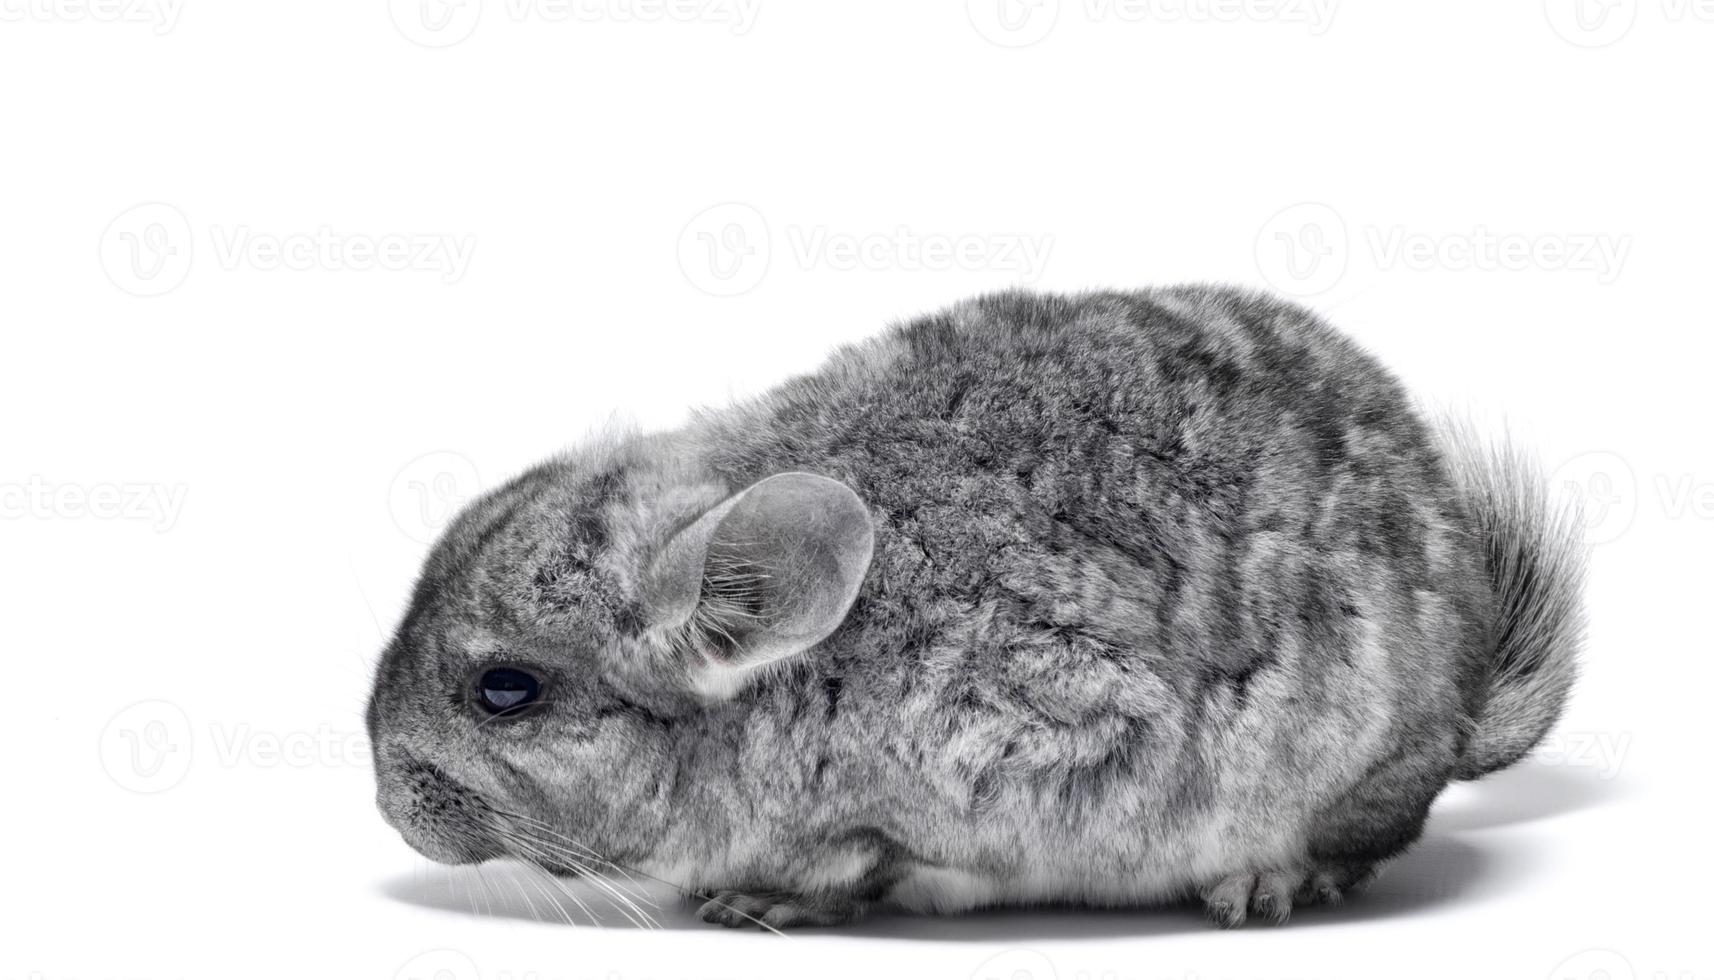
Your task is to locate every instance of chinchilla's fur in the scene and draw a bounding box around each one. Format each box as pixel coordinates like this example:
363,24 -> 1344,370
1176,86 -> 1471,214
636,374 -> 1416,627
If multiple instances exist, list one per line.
367,285 -> 1585,929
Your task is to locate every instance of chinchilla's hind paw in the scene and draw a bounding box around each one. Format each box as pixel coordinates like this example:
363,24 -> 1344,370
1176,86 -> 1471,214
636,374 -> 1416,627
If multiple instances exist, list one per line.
1201,864 -> 1376,927
1295,864 -> 1376,908
695,889 -> 861,930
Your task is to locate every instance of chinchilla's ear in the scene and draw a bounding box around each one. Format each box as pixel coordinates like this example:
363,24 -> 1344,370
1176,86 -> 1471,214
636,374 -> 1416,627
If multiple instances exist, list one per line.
644,472 -> 873,699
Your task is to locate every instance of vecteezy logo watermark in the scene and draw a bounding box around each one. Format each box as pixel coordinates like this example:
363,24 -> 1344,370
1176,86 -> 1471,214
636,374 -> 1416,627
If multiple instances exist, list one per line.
390,0 -> 761,46
1254,201 -> 1633,296
677,202 -> 1056,296
0,0 -> 184,33
1548,949 -> 1638,980
98,700 -> 369,793
1255,202 -> 1349,296
1544,0 -> 1641,46
1547,449 -> 1714,546
968,0 -> 1337,46
99,700 -> 194,793
1545,0 -> 1714,47
1549,450 -> 1637,546
970,949 -> 1060,980
99,203 -> 477,296
0,477 -> 189,532
394,950 -> 482,980
99,203 -> 195,297
389,451 -> 483,544
677,202 -> 772,296
966,0 -> 1061,46
1547,949 -> 1704,980
391,0 -> 485,46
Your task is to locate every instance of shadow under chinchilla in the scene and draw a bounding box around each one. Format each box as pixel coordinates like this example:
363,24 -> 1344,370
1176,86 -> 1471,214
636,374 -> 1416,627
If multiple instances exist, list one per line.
378,762 -> 1620,940
823,834 -> 1496,941
1426,759 -> 1627,834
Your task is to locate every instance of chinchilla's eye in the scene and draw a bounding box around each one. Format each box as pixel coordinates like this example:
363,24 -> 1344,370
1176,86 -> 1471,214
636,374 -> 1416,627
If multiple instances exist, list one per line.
474,667 -> 542,716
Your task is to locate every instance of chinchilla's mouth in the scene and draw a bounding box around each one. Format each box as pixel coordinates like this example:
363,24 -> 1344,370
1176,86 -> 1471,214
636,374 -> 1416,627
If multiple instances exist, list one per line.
398,822 -> 505,865
377,755 -> 506,865
507,850 -> 584,878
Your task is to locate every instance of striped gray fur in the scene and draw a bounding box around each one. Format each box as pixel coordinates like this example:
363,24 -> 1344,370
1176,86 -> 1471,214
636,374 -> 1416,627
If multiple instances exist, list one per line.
367,285 -> 1584,928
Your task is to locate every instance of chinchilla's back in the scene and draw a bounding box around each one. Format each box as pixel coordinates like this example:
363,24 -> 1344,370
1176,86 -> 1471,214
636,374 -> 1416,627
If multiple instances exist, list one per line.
674,286 -> 1515,891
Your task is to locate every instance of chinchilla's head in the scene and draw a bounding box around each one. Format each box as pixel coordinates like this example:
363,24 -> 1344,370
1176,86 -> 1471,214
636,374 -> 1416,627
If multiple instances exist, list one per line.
366,436 -> 874,873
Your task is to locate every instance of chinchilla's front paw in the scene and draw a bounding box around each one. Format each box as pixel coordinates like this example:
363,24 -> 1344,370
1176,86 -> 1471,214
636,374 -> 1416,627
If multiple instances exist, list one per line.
1200,863 -> 1377,928
695,889 -> 863,930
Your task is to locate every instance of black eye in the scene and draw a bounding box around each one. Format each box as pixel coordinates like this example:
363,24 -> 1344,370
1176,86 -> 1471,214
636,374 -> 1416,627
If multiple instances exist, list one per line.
474,667 -> 542,716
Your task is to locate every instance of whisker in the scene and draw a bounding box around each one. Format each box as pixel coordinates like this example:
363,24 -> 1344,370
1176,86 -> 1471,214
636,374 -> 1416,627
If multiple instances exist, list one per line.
498,814 -> 660,905
464,865 -> 493,919
506,861 -> 548,925
478,807 -> 663,927
501,831 -> 659,929
501,831 -> 650,928
479,804 -> 786,936
523,854 -> 601,925
510,856 -> 580,927
477,865 -> 505,921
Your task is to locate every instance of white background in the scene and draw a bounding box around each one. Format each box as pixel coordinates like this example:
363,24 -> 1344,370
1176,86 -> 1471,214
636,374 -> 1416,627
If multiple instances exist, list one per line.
2,2 -> 1708,979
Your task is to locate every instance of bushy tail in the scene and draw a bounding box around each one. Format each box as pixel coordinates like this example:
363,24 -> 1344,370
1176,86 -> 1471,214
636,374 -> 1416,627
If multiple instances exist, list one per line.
1436,419 -> 1588,781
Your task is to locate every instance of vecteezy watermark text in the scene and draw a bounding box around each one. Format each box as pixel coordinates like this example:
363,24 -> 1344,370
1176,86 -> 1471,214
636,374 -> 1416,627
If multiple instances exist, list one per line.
208,226 -> 476,282
0,477 -> 187,532
99,203 -> 477,297
1365,225 -> 1630,283
1255,202 -> 1633,296
677,202 -> 1055,296
968,0 -> 1338,47
1533,731 -> 1632,779
99,699 -> 368,793
390,0 -> 761,47
0,0 -> 184,33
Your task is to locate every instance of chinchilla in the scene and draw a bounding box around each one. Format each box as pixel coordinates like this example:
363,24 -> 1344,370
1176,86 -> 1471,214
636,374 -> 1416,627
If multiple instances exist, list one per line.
367,285 -> 1584,929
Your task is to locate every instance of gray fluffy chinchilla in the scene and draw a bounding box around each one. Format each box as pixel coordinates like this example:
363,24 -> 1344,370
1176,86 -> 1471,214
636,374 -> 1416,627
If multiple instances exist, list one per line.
367,285 -> 1585,929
